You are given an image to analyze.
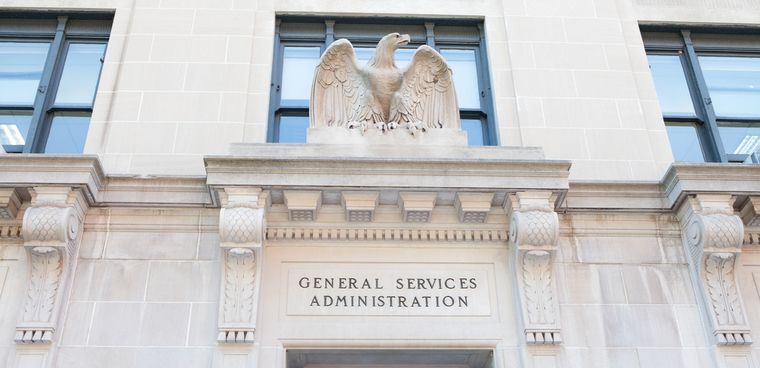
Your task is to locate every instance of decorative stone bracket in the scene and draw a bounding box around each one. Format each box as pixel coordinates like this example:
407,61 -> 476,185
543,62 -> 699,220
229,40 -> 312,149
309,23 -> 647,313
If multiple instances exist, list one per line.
740,196 -> 760,229
217,187 -> 266,343
0,188 -> 21,220
16,187 -> 85,344
505,191 -> 561,345
678,194 -> 752,345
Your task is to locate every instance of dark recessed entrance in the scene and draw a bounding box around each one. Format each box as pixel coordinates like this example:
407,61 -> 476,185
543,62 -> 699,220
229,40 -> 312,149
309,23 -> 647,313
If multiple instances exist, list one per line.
286,349 -> 493,368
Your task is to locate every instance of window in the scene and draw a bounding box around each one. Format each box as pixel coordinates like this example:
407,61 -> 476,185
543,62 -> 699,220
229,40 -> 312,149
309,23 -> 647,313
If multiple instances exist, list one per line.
0,13 -> 112,153
269,17 -> 496,146
643,28 -> 760,163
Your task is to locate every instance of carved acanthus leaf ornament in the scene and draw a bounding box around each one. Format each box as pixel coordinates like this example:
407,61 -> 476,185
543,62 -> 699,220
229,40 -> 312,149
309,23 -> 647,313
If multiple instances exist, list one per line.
522,250 -> 555,326
222,248 -> 256,324
217,188 -> 265,344
678,195 -> 752,345
16,187 -> 84,344
507,191 -> 561,345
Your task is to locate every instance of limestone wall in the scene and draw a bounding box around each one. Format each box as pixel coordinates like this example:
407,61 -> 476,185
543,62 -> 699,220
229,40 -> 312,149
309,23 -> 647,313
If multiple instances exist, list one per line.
7,0 -> 760,180
2,200 -> 759,367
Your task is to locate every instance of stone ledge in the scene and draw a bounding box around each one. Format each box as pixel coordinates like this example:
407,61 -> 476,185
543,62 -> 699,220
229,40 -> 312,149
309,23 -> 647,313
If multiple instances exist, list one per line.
229,142 -> 546,161
306,127 -> 469,146
0,155 -> 104,203
208,144 -> 570,195
663,163 -> 760,208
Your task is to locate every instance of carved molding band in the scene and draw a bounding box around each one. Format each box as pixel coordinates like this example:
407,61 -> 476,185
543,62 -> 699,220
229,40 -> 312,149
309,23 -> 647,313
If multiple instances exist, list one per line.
746,231 -> 760,246
678,194 -> 751,346
0,224 -> 22,240
217,187 -> 265,344
266,226 -> 509,242
16,187 -> 84,345
507,191 -> 561,346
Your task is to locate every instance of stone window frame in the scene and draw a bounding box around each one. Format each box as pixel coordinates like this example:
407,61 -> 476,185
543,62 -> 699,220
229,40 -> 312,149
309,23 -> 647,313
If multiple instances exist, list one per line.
0,12 -> 112,153
642,26 -> 760,163
268,16 -> 498,146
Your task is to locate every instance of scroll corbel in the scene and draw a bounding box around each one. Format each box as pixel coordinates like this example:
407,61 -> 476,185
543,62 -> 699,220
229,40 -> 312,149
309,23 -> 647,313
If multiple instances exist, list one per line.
505,191 -> 561,345
217,187 -> 266,343
678,194 -> 751,345
16,187 -> 85,344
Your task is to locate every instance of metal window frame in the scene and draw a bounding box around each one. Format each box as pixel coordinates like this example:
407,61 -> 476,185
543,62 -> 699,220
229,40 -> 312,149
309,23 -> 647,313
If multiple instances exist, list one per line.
643,26 -> 760,163
0,13 -> 111,153
269,17 -> 496,145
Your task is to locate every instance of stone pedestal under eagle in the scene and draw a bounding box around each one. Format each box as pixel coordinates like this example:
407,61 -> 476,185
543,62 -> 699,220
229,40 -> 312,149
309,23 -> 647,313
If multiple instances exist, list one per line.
310,33 -> 460,135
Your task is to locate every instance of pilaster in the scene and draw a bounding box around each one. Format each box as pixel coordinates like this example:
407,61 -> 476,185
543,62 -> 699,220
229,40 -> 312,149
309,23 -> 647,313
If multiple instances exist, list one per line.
505,191 -> 561,345
16,186 -> 86,344
677,194 -> 752,345
217,187 -> 267,343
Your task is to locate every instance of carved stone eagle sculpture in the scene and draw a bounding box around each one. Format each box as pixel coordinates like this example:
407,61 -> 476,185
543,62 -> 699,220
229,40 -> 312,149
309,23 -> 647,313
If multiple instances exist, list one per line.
310,33 -> 460,134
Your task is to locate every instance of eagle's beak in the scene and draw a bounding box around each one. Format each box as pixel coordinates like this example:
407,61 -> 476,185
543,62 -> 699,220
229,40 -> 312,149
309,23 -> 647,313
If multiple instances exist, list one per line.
398,34 -> 411,46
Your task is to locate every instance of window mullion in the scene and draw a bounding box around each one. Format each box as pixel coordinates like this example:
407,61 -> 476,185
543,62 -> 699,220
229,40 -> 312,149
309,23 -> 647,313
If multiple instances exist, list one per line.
267,19 -> 284,143
424,22 -> 435,47
680,30 -> 726,162
24,16 -> 68,153
325,20 -> 335,47
477,23 -> 497,145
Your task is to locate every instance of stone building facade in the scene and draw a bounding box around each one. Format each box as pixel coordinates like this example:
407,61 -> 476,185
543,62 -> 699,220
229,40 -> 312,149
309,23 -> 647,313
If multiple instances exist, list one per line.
0,0 -> 759,367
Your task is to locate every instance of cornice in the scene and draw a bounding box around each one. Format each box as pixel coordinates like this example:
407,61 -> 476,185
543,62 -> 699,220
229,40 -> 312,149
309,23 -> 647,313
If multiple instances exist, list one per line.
564,181 -> 665,211
662,163 -> 760,209
205,144 -> 571,195
100,176 -> 211,207
0,155 -> 104,204
2,155 -> 760,216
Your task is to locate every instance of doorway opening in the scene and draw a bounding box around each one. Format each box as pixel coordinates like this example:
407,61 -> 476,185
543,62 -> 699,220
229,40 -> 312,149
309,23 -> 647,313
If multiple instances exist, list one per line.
286,349 -> 493,368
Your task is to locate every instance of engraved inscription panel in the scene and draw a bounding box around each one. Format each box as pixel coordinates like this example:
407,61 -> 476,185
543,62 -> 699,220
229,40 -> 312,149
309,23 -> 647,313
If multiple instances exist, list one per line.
286,263 -> 492,316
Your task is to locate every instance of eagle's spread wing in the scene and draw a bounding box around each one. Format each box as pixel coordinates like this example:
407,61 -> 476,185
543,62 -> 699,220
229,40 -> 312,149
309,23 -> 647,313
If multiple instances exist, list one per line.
391,45 -> 460,129
309,39 -> 374,128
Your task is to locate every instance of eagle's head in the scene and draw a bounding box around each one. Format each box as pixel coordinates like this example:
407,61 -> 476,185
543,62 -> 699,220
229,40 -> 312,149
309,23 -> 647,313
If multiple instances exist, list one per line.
369,33 -> 411,68
380,32 -> 411,50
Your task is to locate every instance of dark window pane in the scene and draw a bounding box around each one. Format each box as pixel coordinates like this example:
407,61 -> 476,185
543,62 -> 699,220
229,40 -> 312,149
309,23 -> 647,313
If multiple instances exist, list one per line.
666,124 -> 705,162
719,124 -> 760,155
282,47 -> 320,102
440,49 -> 480,109
54,43 -> 106,106
44,112 -> 90,153
699,56 -> 760,119
461,118 -> 484,146
278,115 -> 309,143
0,42 -> 50,105
0,110 -> 32,145
647,55 -> 695,116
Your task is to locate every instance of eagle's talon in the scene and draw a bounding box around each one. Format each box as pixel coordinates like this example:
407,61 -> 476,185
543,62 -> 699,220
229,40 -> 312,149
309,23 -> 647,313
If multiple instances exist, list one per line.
374,122 -> 387,132
387,121 -> 398,130
347,121 -> 368,134
403,122 -> 421,136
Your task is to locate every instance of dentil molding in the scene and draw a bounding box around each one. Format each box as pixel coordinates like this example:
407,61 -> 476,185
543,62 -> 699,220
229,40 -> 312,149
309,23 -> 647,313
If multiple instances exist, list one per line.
16,187 -> 86,344
505,191 -> 561,345
677,194 -> 752,345
217,187 -> 266,343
